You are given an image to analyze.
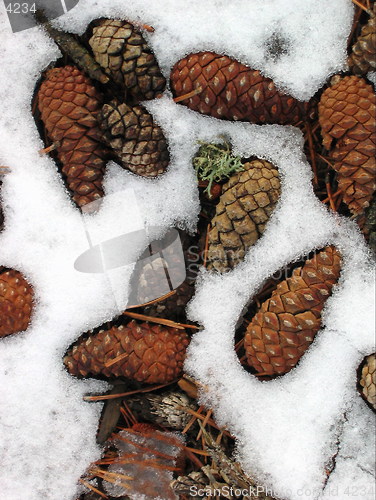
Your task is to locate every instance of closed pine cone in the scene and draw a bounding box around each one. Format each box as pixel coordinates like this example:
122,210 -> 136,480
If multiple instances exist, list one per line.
170,52 -> 308,125
98,100 -> 169,177
348,5 -> 376,76
244,246 -> 341,376
0,268 -> 34,337
64,320 -> 189,384
89,19 -> 166,102
359,353 -> 376,410
38,65 -> 109,208
207,159 -> 281,272
318,75 -> 376,215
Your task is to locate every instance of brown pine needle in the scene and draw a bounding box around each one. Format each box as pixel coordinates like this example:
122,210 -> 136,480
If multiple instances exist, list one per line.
121,402 -> 138,425
126,289 -> 176,309
184,446 -> 210,456
79,479 -> 108,499
173,86 -> 203,103
197,409 -> 213,441
83,382 -> 172,401
305,123 -> 318,186
104,352 -> 129,368
325,174 -> 337,212
123,310 -> 199,330
351,0 -> 371,13
39,142 -> 60,155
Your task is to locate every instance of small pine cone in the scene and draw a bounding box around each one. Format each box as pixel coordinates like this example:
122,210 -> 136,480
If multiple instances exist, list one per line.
359,354 -> 376,410
244,246 -> 341,376
318,75 -> 376,215
0,269 -> 34,337
89,19 -> 166,102
98,100 -> 169,177
64,320 -> 190,384
127,391 -> 195,430
171,472 -> 209,495
207,159 -> 281,272
348,6 -> 376,76
170,52 -> 308,125
38,65 -> 109,208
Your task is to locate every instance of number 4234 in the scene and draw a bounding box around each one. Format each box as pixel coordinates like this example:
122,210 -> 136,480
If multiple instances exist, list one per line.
5,3 -> 37,14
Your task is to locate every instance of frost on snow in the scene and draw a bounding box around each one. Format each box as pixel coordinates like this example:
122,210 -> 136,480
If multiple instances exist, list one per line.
0,1 -> 374,500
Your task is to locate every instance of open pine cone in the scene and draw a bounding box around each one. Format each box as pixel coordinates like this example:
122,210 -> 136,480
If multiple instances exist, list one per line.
98,100 -> 170,177
171,52 -> 308,124
348,5 -> 376,76
244,246 -> 341,376
207,159 -> 281,272
0,268 -> 34,337
319,75 -> 376,215
359,353 -> 376,410
38,65 -> 109,208
64,320 -> 190,384
89,19 -> 166,102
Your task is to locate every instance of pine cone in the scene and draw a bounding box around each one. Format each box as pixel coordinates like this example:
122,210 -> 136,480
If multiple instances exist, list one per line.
244,246 -> 341,376
98,100 -> 169,177
359,353 -> 376,410
207,159 -> 281,272
89,19 -> 166,102
348,6 -> 376,76
318,75 -> 376,215
170,52 -> 308,125
64,320 -> 190,384
38,65 -> 109,208
127,391 -> 195,430
0,269 -> 34,337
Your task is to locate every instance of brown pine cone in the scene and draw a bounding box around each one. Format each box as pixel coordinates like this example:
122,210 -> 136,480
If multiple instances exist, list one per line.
64,320 -> 190,384
38,65 -> 109,208
0,268 -> 34,337
98,100 -> 169,177
359,353 -> 376,410
207,159 -> 281,272
89,19 -> 166,102
318,75 -> 376,215
244,246 -> 341,376
348,6 -> 376,76
170,52 -> 308,125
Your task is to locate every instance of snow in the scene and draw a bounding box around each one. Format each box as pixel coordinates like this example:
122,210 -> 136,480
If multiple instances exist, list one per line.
0,0 -> 372,500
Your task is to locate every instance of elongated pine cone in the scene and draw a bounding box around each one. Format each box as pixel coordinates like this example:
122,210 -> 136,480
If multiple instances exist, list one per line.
359,354 -> 376,410
64,320 -> 190,384
244,246 -> 341,375
170,52 -> 308,124
348,6 -> 376,76
98,100 -> 169,177
89,19 -> 166,102
0,268 -> 34,337
318,76 -> 376,215
207,159 -> 281,272
38,65 -> 109,208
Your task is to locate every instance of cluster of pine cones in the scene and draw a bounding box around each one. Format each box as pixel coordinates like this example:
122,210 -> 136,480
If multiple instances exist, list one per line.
0,7 -> 375,500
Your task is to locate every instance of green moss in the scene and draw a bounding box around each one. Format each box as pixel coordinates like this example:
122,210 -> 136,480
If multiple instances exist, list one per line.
193,140 -> 243,197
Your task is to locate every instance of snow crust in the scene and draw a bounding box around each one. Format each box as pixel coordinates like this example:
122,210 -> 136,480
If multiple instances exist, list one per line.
0,0 -> 371,499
